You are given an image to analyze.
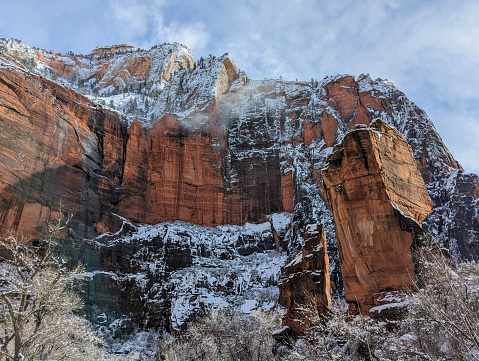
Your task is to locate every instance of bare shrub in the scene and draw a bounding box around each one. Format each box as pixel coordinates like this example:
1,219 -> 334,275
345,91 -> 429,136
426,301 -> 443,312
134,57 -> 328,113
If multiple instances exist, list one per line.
397,241 -> 479,360
0,216 -> 106,361
156,308 -> 282,361
279,299 -> 384,361
281,239 -> 479,361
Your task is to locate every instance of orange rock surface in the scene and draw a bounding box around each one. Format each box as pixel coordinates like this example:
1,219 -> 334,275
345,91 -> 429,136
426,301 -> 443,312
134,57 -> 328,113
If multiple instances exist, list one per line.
120,114 -> 225,225
0,65 -> 126,238
0,64 -> 294,237
303,76 -> 391,149
278,223 -> 331,335
322,120 -> 433,313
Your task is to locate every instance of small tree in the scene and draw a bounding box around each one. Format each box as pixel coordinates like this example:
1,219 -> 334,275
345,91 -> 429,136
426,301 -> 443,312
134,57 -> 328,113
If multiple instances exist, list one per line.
0,216 -> 104,361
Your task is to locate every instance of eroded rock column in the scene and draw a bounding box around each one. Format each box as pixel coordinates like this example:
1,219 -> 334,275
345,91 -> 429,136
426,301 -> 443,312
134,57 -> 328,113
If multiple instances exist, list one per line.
322,120 -> 433,313
278,223 -> 331,335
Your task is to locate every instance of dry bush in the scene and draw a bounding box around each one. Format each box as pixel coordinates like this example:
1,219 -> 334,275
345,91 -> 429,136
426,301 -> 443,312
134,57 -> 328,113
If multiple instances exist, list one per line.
278,299 -> 383,361
394,242 -> 479,360
156,308 -> 282,361
282,239 -> 479,361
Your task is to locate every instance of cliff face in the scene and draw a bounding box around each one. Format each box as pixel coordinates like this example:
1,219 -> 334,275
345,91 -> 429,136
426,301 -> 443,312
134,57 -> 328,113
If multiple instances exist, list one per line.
322,120 -> 433,312
0,38 -> 477,268
63,216 -> 291,332
0,38 -> 478,331
0,58 -> 289,236
278,223 -> 331,335
119,114 -> 225,226
0,57 -> 128,238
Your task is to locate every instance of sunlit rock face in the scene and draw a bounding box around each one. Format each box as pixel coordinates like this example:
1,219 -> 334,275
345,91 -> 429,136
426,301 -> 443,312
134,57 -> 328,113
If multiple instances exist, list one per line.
278,223 -> 331,335
0,58 -> 127,239
0,38 -> 478,332
322,120 -> 433,313
0,39 -> 477,264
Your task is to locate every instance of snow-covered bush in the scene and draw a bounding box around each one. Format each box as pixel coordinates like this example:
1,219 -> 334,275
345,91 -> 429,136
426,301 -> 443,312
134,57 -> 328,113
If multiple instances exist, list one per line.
156,308 -> 282,361
397,242 -> 479,360
282,239 -> 479,361
0,216 -> 110,361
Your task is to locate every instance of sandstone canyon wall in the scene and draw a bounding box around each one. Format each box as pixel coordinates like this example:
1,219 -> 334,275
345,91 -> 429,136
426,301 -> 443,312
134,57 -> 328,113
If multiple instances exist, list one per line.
0,59 -> 127,239
322,120 -> 433,312
0,38 -> 477,265
0,38 -> 478,332
278,223 -> 331,335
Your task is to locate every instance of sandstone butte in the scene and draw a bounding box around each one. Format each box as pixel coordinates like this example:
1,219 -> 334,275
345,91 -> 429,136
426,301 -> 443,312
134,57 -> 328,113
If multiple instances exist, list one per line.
322,119 -> 434,313
278,223 -> 331,336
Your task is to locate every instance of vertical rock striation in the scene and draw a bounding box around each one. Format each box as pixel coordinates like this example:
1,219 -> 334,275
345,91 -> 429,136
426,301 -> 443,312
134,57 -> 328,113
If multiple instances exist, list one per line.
322,120 -> 433,313
0,38 -> 477,265
278,223 -> 331,335
1,38 -> 478,333
0,59 -> 128,239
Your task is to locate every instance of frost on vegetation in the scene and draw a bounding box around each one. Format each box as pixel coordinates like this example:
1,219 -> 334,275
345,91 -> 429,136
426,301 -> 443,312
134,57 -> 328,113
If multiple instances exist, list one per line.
129,251 -> 479,360
0,215 -> 120,361
156,308 -> 283,361
276,241 -> 479,361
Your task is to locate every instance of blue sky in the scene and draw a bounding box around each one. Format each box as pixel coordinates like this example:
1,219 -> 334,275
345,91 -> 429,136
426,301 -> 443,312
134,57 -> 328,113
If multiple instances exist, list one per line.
2,0 -> 479,173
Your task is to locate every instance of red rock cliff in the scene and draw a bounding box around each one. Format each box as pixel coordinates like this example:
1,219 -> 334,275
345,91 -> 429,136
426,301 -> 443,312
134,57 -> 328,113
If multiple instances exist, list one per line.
278,223 -> 331,335
322,120 -> 433,313
0,41 -> 477,267
0,59 -> 294,237
119,114 -> 225,226
0,61 -> 127,238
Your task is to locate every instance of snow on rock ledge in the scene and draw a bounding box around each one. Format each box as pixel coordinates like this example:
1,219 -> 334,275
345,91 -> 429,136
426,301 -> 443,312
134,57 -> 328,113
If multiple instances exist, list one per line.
69,215 -> 293,332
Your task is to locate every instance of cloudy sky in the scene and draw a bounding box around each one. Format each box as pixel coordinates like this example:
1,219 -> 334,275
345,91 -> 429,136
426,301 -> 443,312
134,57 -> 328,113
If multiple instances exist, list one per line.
2,0 -> 479,173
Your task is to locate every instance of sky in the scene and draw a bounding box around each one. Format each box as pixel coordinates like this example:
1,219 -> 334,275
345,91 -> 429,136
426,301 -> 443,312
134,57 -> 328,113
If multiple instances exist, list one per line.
2,0 -> 479,173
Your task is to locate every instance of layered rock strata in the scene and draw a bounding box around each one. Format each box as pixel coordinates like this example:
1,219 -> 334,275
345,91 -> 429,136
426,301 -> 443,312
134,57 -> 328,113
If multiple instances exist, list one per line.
278,223 -> 331,335
322,120 -> 433,313
0,59 -> 128,239
0,39 -> 478,264
0,55 -> 291,238
1,38 -> 478,335
63,217 -> 289,332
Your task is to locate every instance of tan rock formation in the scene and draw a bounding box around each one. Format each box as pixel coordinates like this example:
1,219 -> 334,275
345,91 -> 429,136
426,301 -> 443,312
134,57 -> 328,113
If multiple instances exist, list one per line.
322,119 -> 433,313
278,223 -> 331,335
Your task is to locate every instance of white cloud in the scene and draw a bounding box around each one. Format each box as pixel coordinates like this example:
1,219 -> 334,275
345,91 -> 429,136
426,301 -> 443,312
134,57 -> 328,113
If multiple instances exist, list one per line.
110,0 -> 150,35
155,21 -> 210,53
1,0 -> 478,172
108,0 -> 209,54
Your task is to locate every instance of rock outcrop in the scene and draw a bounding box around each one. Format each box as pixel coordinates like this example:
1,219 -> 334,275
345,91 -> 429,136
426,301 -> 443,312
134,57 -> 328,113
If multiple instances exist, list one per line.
322,120 -> 433,313
63,217 -> 290,332
278,223 -> 331,335
0,54 -> 290,238
0,57 -> 128,239
1,38 -> 478,335
1,39 -> 477,266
